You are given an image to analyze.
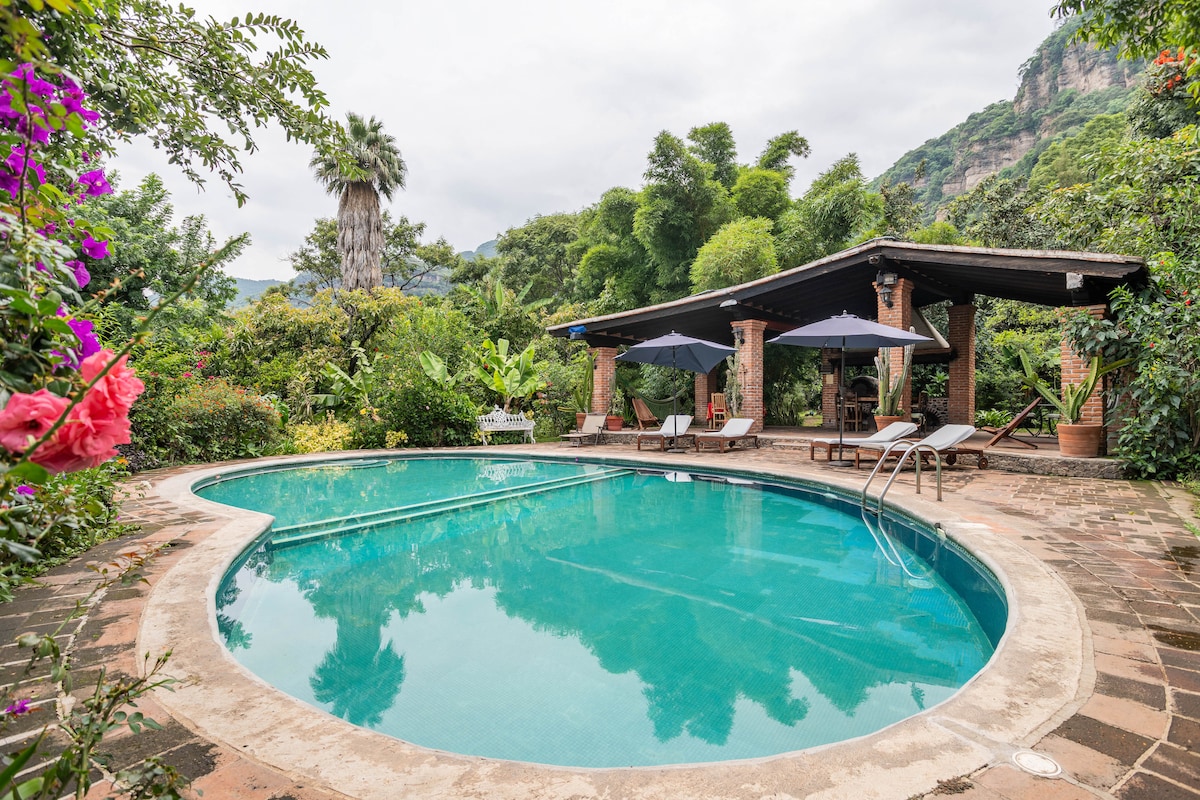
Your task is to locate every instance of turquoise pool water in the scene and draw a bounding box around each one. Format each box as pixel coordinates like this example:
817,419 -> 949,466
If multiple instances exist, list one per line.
202,456 -> 1005,768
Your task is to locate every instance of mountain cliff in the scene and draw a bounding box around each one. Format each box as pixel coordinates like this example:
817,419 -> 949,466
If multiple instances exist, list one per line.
875,19 -> 1142,213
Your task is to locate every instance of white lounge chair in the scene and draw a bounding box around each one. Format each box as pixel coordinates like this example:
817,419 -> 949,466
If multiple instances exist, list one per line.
809,421 -> 918,462
560,412 -> 606,446
855,424 -> 977,470
636,415 -> 694,451
695,418 -> 758,453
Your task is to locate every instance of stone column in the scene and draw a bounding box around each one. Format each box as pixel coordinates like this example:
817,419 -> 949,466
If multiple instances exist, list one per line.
947,303 -> 976,425
876,275 -> 915,416
1060,305 -> 1109,425
590,346 -> 617,415
731,319 -> 768,432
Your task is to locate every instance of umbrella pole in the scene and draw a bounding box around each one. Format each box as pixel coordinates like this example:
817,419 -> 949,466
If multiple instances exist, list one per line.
831,342 -> 854,467
668,349 -> 686,453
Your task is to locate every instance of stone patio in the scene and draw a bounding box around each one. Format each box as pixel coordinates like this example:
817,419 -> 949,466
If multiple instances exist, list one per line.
1,443 -> 1197,799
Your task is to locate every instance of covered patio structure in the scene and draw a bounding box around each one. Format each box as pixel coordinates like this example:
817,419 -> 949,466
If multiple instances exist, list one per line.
547,239 -> 1146,435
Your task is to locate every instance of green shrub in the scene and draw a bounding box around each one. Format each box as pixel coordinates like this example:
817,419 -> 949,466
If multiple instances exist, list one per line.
373,380 -> 480,448
288,414 -> 355,453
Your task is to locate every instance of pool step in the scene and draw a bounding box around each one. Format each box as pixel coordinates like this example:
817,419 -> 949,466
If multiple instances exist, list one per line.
267,468 -> 633,550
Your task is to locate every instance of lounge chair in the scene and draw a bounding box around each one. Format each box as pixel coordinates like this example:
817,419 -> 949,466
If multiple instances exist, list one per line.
854,424 -> 977,469
809,421 -> 918,462
710,393 -> 728,429
695,418 -> 759,453
559,412 -> 606,446
636,415 -> 695,451
631,397 -> 660,430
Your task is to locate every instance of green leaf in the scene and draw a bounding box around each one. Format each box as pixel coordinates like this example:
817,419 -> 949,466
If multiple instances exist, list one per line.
5,463 -> 50,485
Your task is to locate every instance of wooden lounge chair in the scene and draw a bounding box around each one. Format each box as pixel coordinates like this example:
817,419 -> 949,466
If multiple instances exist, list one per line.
710,393 -> 728,429
631,397 -> 660,430
559,412 -> 606,446
636,415 -> 695,451
809,421 -> 918,462
979,397 -> 1041,449
695,418 -> 758,453
854,424 -> 978,469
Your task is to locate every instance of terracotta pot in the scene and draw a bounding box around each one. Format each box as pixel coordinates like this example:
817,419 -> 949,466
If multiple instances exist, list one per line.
575,412 -> 587,430
605,415 -> 624,431
874,414 -> 907,430
1057,422 -> 1103,458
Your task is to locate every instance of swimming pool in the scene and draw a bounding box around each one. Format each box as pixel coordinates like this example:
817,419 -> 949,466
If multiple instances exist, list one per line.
200,455 -> 1006,768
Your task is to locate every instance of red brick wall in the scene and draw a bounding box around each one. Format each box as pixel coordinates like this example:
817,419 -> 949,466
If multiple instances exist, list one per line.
877,276 -> 915,413
1060,305 -> 1108,425
821,349 -> 839,428
731,320 -> 768,432
590,346 -> 617,415
947,304 -> 976,425
694,367 -> 718,416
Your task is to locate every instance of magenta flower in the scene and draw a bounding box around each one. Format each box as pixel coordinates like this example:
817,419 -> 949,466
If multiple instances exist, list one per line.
76,169 -> 111,197
4,698 -> 33,716
15,485 -> 34,497
67,259 -> 89,288
81,235 -> 108,260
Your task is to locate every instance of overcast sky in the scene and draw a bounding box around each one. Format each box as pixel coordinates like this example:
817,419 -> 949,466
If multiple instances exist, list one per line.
112,0 -> 1062,281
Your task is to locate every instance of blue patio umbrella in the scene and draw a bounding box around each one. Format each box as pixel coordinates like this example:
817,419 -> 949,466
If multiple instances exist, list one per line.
617,332 -> 735,450
769,313 -> 931,466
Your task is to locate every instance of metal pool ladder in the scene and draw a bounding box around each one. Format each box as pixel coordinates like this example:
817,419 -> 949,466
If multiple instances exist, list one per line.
860,442 -> 949,515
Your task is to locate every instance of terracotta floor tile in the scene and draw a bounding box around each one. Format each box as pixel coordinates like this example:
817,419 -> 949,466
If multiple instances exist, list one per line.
1141,742 -> 1200,790
1115,771 -> 1200,800
1172,689 -> 1200,720
1051,715 -> 1155,766
1079,694 -> 1169,740
1094,673 -> 1166,709
974,764 -> 1101,799
1094,652 -> 1163,683
1036,735 -> 1127,790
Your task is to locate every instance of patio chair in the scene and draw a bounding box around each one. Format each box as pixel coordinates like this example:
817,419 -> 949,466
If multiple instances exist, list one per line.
636,415 -> 695,451
809,421 -> 918,462
841,391 -> 864,432
559,412 -> 607,447
853,424 -> 977,470
631,397 -> 660,430
695,418 -> 759,453
710,393 -> 728,429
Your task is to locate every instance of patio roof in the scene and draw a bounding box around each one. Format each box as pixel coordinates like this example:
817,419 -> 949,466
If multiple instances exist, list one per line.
547,239 -> 1147,348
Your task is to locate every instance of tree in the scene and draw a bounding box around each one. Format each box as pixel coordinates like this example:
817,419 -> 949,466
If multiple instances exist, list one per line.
944,176 -> 1053,249
495,213 -> 582,303
687,122 -> 739,188
84,174 -> 244,335
756,131 -> 812,184
775,154 -> 875,267
634,131 -> 734,299
2,4 -> 342,205
1028,114 -> 1126,190
287,218 -> 341,296
731,168 -> 790,222
574,187 -> 654,309
288,212 -> 438,296
311,113 -> 408,291
689,217 -> 779,292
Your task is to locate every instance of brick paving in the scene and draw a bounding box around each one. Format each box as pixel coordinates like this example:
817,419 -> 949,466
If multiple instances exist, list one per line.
1,446 -> 1197,799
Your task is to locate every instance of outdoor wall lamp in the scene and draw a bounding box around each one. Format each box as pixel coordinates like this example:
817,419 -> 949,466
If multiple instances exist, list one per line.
733,328 -> 745,346
875,270 -> 898,308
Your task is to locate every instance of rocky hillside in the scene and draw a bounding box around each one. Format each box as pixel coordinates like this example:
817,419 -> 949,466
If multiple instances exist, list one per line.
875,19 -> 1142,213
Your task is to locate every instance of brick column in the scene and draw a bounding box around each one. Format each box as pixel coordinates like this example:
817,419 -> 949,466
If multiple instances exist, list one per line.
590,346 -> 617,415
1060,305 -> 1108,425
877,276 -> 915,415
947,303 -> 976,425
731,320 -> 768,432
695,367 -> 719,419
821,349 -> 839,429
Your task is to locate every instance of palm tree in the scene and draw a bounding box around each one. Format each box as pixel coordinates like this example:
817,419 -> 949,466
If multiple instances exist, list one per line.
310,113 -> 407,291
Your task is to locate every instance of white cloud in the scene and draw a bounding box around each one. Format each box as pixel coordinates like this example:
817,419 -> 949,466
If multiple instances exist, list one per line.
112,0 -> 1060,279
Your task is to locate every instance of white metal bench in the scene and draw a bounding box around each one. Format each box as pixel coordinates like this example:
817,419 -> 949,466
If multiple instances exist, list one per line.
477,406 -> 535,444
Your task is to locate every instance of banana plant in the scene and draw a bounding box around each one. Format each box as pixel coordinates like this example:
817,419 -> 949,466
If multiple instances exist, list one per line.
1018,350 -> 1130,423
419,350 -> 461,390
471,338 -> 546,412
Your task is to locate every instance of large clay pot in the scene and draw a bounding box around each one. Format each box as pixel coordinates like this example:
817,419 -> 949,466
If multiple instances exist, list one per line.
1057,422 -> 1103,458
605,415 -> 624,431
874,414 -> 906,431
575,412 -> 587,430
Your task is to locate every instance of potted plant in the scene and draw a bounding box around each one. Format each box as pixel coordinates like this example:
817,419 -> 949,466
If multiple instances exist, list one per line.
1018,351 -> 1129,458
873,343 -> 914,429
606,378 -> 626,431
556,352 -> 594,430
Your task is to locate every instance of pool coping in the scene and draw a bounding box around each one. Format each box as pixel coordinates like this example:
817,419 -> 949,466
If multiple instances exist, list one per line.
137,448 -> 1090,800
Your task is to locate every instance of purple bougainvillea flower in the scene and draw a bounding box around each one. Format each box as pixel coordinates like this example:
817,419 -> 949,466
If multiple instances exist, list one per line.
67,259 -> 89,288
76,169 -> 111,197
15,485 -> 34,497
67,318 -> 101,363
4,698 -> 32,715
81,235 -> 108,260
